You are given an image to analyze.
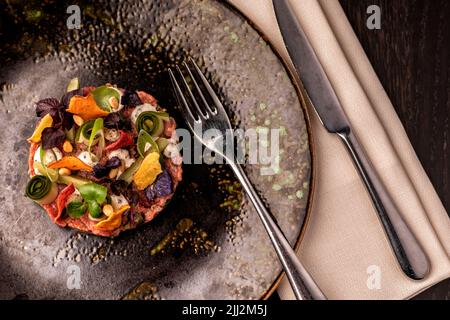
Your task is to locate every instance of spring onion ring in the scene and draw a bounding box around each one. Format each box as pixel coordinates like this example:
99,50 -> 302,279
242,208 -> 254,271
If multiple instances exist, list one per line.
137,129 -> 159,158
91,85 -> 121,112
76,120 -> 95,143
88,118 -> 105,159
136,111 -> 168,137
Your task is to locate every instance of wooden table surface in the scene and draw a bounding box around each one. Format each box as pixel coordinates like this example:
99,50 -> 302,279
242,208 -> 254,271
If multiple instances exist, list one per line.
271,0 -> 449,301
339,0 -> 449,300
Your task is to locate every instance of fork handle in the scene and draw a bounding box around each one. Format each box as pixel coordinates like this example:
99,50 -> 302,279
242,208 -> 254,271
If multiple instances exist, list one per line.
229,162 -> 326,300
338,130 -> 429,279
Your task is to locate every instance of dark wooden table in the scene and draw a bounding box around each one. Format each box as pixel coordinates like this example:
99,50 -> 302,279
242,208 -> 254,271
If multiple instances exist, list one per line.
270,0 -> 450,301
339,0 -> 449,300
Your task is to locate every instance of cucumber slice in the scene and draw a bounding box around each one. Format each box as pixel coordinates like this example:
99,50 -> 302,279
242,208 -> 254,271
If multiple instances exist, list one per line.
67,77 -> 80,92
57,175 -> 90,188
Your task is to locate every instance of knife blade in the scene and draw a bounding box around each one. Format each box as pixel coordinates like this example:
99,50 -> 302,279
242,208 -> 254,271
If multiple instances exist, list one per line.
273,0 -> 429,280
273,0 -> 349,133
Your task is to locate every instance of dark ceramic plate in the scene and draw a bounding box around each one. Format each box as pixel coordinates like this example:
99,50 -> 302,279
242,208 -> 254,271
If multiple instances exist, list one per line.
0,0 -> 312,299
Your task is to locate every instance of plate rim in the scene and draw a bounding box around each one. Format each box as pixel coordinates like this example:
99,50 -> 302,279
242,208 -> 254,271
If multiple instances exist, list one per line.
0,0 -> 317,300
220,0 -> 317,300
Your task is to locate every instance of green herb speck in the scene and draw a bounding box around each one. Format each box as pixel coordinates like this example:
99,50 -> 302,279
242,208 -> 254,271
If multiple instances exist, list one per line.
272,184 -> 282,191
150,34 -> 158,46
230,32 -> 239,43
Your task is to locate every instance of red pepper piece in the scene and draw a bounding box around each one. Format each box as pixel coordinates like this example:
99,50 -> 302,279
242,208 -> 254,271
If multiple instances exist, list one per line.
55,184 -> 75,221
104,130 -> 134,151
163,117 -> 176,138
137,91 -> 157,106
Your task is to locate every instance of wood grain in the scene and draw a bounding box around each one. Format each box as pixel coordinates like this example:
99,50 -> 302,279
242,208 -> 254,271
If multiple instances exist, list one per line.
339,0 -> 450,300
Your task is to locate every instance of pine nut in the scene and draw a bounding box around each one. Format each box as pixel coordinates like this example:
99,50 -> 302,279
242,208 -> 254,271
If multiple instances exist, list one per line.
109,96 -> 119,110
103,204 -> 114,217
73,115 -> 84,126
63,140 -> 73,153
58,168 -> 72,176
108,168 -> 119,179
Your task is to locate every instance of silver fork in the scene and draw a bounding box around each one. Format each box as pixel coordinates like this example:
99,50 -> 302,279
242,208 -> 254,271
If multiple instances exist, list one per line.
169,58 -> 326,300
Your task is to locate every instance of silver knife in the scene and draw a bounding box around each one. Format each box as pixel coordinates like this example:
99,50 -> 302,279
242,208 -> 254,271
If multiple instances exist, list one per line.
273,0 -> 429,280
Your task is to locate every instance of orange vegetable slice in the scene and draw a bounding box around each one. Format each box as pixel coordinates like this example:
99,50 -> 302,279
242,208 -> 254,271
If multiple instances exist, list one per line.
94,205 -> 130,231
47,156 -> 93,172
133,152 -> 162,190
66,94 -> 110,121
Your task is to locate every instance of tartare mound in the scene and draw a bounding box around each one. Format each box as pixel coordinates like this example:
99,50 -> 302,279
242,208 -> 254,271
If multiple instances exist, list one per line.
25,80 -> 182,237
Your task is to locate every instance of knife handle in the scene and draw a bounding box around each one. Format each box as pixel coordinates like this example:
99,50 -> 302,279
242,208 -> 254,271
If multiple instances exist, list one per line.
338,130 -> 429,279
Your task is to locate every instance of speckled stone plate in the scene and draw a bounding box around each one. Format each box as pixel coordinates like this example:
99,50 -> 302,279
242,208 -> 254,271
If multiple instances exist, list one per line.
0,0 -> 312,299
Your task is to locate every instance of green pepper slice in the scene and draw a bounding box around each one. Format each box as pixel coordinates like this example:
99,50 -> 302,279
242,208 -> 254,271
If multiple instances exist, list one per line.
67,201 -> 86,219
91,85 -> 121,112
78,182 -> 108,219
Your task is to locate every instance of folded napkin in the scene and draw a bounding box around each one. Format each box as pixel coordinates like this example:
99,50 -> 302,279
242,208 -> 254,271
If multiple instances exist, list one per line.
229,0 -> 450,299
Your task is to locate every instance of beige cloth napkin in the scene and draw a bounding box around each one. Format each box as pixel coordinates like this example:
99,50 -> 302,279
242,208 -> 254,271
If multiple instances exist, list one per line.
229,0 -> 450,299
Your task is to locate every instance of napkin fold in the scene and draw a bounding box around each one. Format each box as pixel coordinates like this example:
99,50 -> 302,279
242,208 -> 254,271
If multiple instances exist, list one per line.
229,0 -> 450,299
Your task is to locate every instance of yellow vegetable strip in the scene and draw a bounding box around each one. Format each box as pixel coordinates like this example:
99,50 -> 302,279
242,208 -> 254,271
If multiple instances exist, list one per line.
133,152 -> 162,190
28,114 -> 53,143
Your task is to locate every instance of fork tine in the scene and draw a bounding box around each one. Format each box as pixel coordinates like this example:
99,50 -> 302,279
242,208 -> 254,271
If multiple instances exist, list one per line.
168,68 -> 199,125
183,61 -> 217,115
176,64 -> 208,120
189,57 -> 227,116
